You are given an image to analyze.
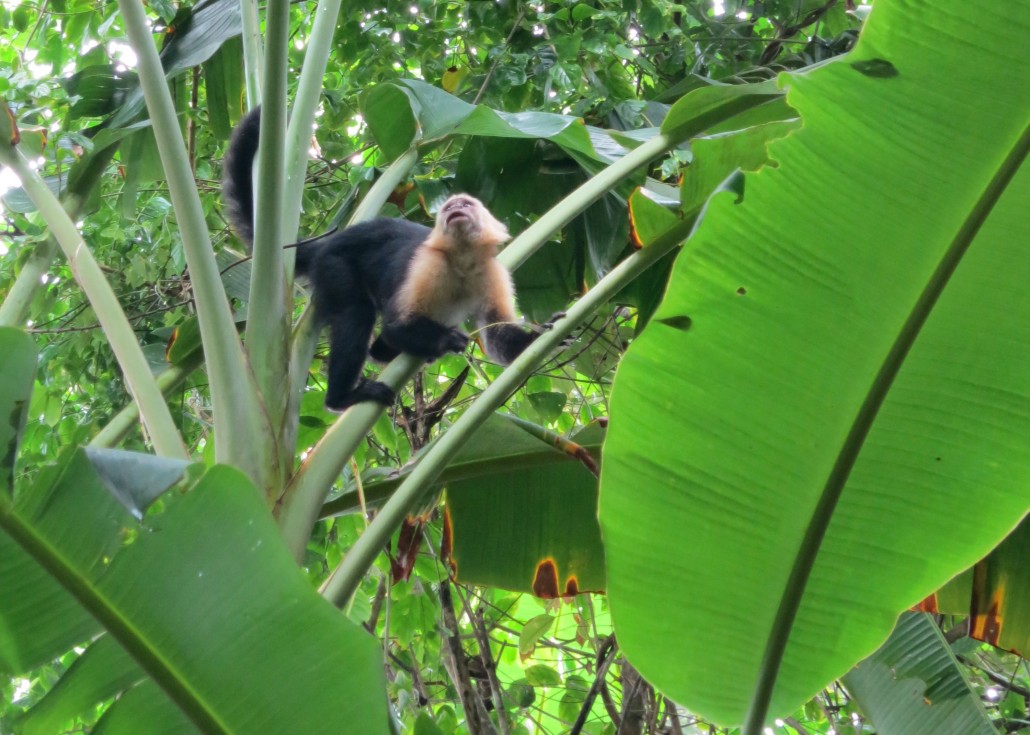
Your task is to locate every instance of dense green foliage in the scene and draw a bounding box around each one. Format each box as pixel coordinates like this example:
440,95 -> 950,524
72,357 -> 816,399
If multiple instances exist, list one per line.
2,0 -> 1028,733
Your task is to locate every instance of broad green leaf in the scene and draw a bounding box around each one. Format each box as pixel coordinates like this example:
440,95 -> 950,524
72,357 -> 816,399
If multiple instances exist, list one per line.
628,189 -> 681,247
62,64 -> 132,120
660,80 -> 782,140
201,35 -> 244,140
967,522 -> 1030,655
1,449 -> 389,733
524,664 -> 562,687
364,79 -> 785,174
0,333 -> 100,676
90,679 -> 198,735
602,0 -> 1030,727
19,635 -> 142,735
447,459 -> 604,597
0,527 -> 100,676
519,614 -> 555,659
924,519 -> 1030,656
680,120 -> 800,214
843,613 -> 995,735
361,83 -> 420,161
106,0 -> 243,130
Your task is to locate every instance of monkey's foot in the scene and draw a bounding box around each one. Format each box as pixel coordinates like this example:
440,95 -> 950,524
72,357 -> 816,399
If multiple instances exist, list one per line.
325,378 -> 396,413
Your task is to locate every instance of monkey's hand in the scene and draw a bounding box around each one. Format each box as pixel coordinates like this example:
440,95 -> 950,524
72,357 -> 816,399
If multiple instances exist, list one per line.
438,327 -> 470,356
529,311 -> 567,333
379,317 -> 468,361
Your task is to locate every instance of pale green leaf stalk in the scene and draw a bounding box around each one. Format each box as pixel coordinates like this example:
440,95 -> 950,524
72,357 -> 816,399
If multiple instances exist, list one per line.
239,0 -> 263,108
321,219 -> 693,607
116,0 -> 277,485
282,0 -> 347,246
0,237 -> 58,328
0,146 -> 117,327
246,0 -> 291,460
275,138 -> 669,559
276,0 -> 383,478
0,144 -> 187,460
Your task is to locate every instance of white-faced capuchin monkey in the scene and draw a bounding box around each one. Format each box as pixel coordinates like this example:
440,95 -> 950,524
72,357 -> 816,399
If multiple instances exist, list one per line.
223,107 -> 545,412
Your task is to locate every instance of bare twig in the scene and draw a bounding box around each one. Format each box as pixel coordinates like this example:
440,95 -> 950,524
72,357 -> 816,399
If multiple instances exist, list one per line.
466,596 -> 512,735
439,581 -> 496,734
472,10 -> 526,105
570,634 -> 618,735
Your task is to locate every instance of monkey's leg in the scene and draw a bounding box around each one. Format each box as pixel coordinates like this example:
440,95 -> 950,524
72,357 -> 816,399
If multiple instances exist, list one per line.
378,316 -> 468,360
324,303 -> 394,412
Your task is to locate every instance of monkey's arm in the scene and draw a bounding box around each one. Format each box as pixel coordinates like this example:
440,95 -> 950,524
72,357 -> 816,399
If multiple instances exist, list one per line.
476,261 -> 538,365
377,316 -> 468,359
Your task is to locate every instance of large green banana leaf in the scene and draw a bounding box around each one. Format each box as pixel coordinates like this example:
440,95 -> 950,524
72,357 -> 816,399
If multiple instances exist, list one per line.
601,0 -> 1030,727
1,328 -> 388,734
843,613 -> 994,734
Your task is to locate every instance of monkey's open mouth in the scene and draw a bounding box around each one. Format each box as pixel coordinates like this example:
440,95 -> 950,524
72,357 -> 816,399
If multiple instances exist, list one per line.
446,210 -> 471,226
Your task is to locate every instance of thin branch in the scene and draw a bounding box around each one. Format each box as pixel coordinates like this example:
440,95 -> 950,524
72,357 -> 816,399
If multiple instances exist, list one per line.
439,581 -> 496,735
570,634 -> 618,735
465,593 -> 512,735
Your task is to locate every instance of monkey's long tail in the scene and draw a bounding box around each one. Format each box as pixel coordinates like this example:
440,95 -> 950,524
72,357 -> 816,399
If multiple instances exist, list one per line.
222,106 -> 262,247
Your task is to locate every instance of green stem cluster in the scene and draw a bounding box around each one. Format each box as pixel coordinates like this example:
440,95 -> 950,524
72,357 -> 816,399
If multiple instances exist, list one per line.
116,0 -> 275,484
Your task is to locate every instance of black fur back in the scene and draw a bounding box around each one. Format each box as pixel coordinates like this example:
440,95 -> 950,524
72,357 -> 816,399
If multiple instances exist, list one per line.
222,106 -> 262,247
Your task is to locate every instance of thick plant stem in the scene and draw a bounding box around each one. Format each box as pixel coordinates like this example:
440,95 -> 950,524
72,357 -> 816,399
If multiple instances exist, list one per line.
117,0 -> 276,483
272,0 -> 351,474
1,145 -> 118,327
239,0 -> 263,107
281,0 -> 346,248
0,144 -> 187,460
0,237 -> 58,328
321,221 -> 691,607
247,0 -> 291,459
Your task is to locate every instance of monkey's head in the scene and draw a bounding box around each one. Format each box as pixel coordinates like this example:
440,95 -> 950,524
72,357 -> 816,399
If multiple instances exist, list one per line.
433,195 -> 510,250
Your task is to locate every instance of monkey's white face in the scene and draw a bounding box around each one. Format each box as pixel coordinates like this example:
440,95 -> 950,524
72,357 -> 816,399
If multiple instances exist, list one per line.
441,195 -> 476,229
435,195 -> 509,248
